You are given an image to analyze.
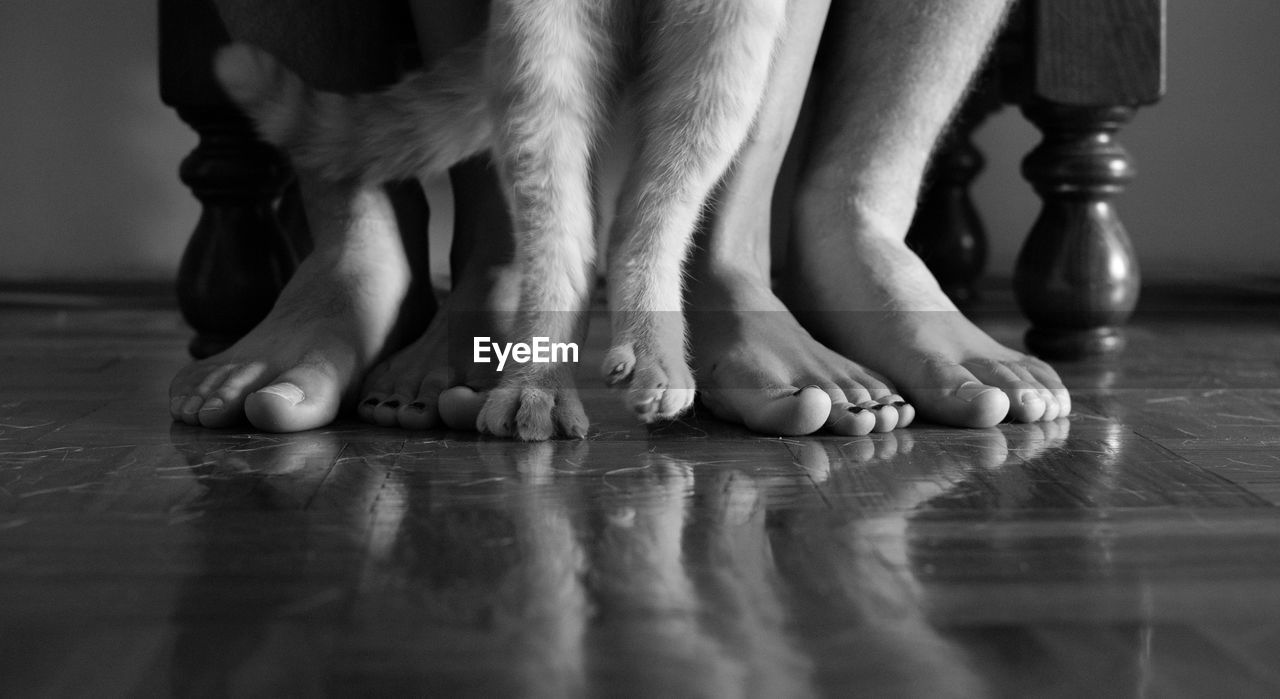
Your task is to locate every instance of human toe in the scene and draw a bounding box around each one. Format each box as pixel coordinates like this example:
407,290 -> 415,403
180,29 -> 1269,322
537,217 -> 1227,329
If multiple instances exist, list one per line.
391,399 -> 434,431
438,385 -> 487,431
355,365 -> 397,425
702,383 -> 831,437
244,364 -> 341,433
170,363 -> 258,428
357,396 -> 383,423
372,396 -> 408,427
860,400 -> 900,433
961,360 -> 1047,424
192,397 -> 232,428
177,395 -> 204,426
169,365 -> 224,424
911,361 -> 1012,428
169,395 -> 187,423
1006,364 -> 1061,422
369,370 -> 443,428
1007,388 -> 1049,423
196,364 -> 270,428
1026,363 -> 1071,419
740,385 -> 832,436
825,402 -> 876,436
874,393 -> 915,429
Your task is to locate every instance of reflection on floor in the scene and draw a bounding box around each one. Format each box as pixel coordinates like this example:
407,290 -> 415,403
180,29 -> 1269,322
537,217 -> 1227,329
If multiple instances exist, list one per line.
0,283 -> 1278,697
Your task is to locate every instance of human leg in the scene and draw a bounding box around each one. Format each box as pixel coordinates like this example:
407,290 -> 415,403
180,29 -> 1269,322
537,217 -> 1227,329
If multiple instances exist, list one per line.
604,1 -> 789,425
686,0 -> 911,436
785,0 -> 1069,427
357,156 -> 523,430
169,1 -> 419,432
356,0 -> 527,431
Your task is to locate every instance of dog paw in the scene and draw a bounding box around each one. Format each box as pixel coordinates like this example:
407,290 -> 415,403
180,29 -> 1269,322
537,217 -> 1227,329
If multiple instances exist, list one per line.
602,340 -> 695,423
476,371 -> 588,441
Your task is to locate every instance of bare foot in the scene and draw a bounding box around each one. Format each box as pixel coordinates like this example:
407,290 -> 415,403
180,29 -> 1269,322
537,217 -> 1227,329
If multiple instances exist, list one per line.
590,455 -> 735,696
357,261 -> 521,432
786,189 -> 1070,428
688,267 -> 915,436
168,183 -> 411,433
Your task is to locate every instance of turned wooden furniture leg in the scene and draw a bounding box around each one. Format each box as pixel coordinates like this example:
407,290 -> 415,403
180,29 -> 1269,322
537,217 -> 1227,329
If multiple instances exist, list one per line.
159,0 -> 299,359
1011,0 -> 1165,359
1016,103 -> 1141,357
907,79 -> 1002,306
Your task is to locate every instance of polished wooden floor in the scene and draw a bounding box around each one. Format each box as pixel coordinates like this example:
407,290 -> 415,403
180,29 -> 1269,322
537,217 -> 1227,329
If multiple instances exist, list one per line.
1,281 -> 1278,697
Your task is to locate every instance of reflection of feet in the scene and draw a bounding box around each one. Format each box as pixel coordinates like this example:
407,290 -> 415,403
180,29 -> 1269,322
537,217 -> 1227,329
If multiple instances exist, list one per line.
791,430 -> 916,485
168,429 -> 343,697
170,427 -> 348,508
809,421 -> 1071,514
169,186 -> 410,433
697,468 -> 814,698
473,438 -> 590,484
470,440 -> 589,697
787,192 -> 1070,428
592,456 -> 734,695
600,454 -> 695,533
1005,418 -> 1071,463
358,262 -> 520,431
689,268 -> 914,437
596,455 -> 696,595
977,419 -> 1071,507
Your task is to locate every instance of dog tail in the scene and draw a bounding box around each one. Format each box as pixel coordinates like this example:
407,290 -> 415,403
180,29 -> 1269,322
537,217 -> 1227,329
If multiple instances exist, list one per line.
213,38 -> 491,183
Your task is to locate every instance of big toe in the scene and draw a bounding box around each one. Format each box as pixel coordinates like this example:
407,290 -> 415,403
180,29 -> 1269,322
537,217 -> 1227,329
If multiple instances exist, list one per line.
438,385 -> 488,431
911,364 -> 1012,428
244,365 -> 343,433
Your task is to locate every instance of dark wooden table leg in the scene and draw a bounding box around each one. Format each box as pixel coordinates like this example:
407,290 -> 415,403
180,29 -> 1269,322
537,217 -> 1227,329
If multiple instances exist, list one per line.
159,0 -> 297,359
907,80 -> 1002,306
1015,103 -> 1141,357
1009,0 -> 1165,359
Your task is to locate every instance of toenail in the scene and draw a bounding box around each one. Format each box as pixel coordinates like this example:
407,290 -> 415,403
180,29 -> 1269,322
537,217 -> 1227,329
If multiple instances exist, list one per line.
408,401 -> 428,411
891,400 -> 908,407
382,400 -> 401,409
847,405 -> 867,414
793,384 -> 822,396
199,398 -> 225,413
256,382 -> 306,406
361,398 -> 379,407
956,381 -> 998,402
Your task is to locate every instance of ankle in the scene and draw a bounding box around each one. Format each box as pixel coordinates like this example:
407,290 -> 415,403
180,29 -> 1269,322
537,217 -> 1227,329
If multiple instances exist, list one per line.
795,174 -> 919,240
690,256 -> 772,300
